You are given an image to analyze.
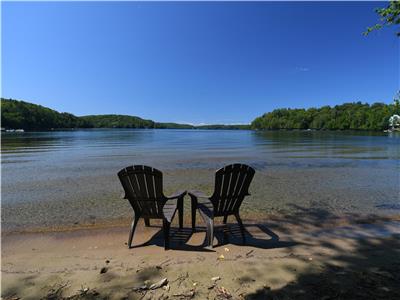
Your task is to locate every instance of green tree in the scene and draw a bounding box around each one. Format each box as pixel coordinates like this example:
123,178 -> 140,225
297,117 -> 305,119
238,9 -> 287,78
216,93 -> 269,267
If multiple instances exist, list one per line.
365,1 -> 400,36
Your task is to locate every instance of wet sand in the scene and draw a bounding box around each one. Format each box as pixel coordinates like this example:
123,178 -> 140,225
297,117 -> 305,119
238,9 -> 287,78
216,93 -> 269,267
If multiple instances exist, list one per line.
2,214 -> 400,299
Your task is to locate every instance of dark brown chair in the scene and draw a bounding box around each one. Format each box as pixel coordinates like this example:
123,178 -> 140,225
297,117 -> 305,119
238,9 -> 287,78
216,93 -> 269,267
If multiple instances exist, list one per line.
189,163 -> 255,248
118,165 -> 186,250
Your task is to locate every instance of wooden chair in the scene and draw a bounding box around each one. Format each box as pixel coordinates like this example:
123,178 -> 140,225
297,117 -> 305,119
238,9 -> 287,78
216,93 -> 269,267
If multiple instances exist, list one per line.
189,163 -> 255,248
118,165 -> 186,250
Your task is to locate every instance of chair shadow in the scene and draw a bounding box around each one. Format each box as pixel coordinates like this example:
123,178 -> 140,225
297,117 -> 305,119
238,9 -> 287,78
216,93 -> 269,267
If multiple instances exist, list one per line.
130,222 -> 297,252
212,223 -> 298,249
130,226 -> 215,252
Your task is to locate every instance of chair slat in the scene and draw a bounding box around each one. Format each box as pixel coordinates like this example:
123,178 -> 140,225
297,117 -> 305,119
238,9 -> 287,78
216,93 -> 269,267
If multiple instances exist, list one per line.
118,165 -> 167,218
218,165 -> 233,214
209,164 -> 255,216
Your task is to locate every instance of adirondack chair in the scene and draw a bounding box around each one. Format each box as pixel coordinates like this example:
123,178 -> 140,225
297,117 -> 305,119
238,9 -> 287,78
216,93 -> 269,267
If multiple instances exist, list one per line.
118,165 -> 186,250
189,164 -> 255,248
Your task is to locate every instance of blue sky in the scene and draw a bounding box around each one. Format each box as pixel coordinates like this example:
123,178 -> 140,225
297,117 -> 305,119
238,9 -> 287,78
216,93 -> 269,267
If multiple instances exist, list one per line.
2,2 -> 399,124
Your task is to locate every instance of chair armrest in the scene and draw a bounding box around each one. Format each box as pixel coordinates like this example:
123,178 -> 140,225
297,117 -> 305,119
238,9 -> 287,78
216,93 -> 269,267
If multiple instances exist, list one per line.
166,190 -> 187,200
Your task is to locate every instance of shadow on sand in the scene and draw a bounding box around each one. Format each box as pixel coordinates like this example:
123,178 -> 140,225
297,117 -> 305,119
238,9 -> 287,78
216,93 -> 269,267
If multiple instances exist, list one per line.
129,221 -> 297,252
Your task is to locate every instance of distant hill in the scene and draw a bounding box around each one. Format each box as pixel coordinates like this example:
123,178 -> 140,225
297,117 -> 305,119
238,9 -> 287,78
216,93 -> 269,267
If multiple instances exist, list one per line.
1,98 -> 90,130
1,98 -> 249,130
251,102 -> 400,131
7,98 -> 396,132
196,124 -> 250,130
80,114 -> 155,129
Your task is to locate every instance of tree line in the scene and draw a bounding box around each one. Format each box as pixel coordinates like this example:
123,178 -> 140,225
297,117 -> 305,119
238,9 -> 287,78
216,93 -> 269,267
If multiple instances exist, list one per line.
1,98 -> 247,130
3,98 -> 399,131
251,102 -> 400,131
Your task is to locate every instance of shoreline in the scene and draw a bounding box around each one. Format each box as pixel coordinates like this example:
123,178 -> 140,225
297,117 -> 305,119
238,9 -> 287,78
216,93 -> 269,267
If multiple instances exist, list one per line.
3,211 -> 400,236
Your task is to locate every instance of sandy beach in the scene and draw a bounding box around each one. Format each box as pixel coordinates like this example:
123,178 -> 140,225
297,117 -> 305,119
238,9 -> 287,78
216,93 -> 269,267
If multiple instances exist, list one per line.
2,213 -> 400,300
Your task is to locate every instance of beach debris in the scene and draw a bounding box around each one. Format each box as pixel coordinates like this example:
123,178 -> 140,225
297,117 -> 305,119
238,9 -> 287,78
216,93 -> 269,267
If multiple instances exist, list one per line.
173,289 -> 195,299
216,286 -> 232,299
105,259 -> 110,264
224,247 -> 230,252
100,267 -> 108,274
44,282 -> 70,299
133,278 -> 168,292
207,277 -> 221,289
150,278 -> 168,290
77,285 -> 90,295
3,295 -> 20,300
308,257 -> 313,261
163,284 -> 170,292
171,272 -> 189,288
245,250 -> 254,258
192,282 -> 197,286
218,254 -> 225,260
132,284 -> 148,292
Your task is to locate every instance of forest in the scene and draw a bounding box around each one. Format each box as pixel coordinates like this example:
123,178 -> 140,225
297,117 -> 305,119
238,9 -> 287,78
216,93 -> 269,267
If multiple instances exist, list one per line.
2,98 -> 399,131
1,98 -> 247,130
251,102 -> 400,131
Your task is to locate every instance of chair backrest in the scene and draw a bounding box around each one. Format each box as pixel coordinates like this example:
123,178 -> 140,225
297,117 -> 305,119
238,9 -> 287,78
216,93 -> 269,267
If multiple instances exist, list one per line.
118,165 -> 165,218
210,163 -> 255,216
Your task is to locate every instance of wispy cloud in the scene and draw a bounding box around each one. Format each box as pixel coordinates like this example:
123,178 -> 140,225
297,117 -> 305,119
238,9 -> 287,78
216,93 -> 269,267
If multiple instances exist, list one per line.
289,67 -> 310,75
298,67 -> 310,72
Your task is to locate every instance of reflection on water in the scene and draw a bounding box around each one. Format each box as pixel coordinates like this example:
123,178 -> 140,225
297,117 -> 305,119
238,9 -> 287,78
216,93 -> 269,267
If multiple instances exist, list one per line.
2,129 -> 399,158
2,129 -> 399,183
1,129 -> 399,230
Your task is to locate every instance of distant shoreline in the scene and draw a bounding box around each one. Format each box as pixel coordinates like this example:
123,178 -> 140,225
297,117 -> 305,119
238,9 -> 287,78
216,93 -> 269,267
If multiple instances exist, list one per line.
2,127 -> 397,133
2,98 -> 400,132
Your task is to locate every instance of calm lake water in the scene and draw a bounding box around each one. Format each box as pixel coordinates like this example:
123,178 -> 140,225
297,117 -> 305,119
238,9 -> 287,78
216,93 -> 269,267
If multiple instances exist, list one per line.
2,129 -> 399,231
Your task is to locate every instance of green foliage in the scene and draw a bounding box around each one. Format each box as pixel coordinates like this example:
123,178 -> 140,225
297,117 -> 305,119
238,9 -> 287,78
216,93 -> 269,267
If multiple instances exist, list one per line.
80,114 -> 155,129
155,122 -> 194,129
195,124 -> 251,130
1,98 -> 91,130
251,102 -> 400,131
365,1 -> 400,36
0,98 -> 249,130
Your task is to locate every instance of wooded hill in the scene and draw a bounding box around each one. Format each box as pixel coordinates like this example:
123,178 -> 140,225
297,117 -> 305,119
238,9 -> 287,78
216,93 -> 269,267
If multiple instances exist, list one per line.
251,102 -> 400,131
2,98 -> 398,131
1,98 -> 248,130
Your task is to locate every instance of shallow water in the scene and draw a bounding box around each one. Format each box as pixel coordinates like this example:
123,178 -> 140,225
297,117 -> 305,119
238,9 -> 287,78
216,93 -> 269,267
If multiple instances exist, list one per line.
2,129 -> 399,231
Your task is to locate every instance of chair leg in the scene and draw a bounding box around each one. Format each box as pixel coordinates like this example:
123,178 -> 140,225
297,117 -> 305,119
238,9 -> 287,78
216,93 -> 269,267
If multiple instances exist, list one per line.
234,213 -> 246,244
144,218 -> 150,227
205,218 -> 214,248
128,214 -> 140,248
223,215 -> 228,224
178,197 -> 184,229
191,197 -> 197,231
163,219 -> 171,250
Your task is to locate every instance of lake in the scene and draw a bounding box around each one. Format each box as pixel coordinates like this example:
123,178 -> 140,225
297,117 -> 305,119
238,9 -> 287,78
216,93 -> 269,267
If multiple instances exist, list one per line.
2,129 -> 399,232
